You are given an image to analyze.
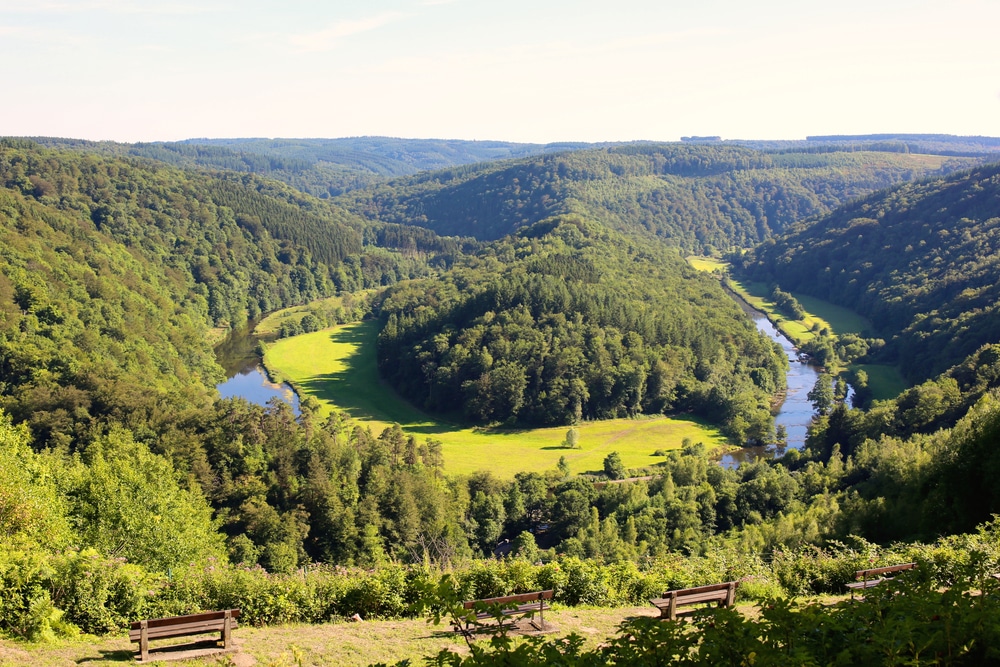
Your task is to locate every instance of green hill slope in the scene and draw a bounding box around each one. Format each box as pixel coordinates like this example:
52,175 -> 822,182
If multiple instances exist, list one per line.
735,161 -> 1000,383
375,215 -> 787,441
337,143 -> 976,252
0,139 -> 455,451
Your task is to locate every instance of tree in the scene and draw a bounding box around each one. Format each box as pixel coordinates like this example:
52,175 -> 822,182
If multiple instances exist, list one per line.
563,427 -> 580,449
808,373 -> 835,416
603,451 -> 627,480
557,456 -> 570,478
72,428 -> 226,572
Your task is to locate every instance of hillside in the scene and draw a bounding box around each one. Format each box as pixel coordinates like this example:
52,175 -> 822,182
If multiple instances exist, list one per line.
734,161 -> 1000,383
337,143 -> 977,252
0,138 -> 458,453
376,216 -> 787,439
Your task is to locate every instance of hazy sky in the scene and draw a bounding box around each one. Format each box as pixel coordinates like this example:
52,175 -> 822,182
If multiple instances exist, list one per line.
2,0 -> 998,143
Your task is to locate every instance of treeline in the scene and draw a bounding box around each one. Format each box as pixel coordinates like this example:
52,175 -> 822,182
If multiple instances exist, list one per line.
733,162 -> 1000,383
338,143 -> 975,252
376,216 -> 786,440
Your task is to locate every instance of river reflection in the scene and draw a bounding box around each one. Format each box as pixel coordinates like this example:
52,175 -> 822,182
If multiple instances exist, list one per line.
719,309 -> 821,467
214,323 -> 301,415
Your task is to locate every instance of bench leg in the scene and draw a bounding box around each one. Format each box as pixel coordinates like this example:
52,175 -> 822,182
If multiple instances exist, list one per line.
529,603 -> 544,631
222,610 -> 232,649
139,620 -> 149,662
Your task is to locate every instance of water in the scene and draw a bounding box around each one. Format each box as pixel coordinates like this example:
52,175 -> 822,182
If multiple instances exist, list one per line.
214,324 -> 301,415
720,308 -> 823,467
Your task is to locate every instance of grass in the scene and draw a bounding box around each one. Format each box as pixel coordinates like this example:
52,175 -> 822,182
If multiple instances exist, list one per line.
255,291 -> 374,338
720,277 -> 875,349
686,256 -> 872,345
853,363 -> 910,401
685,255 -> 728,272
263,321 -> 728,478
0,593 -> 861,666
0,605 -> 671,666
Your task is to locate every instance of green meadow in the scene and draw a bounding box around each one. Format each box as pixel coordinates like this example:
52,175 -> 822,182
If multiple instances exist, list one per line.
263,320 -> 728,478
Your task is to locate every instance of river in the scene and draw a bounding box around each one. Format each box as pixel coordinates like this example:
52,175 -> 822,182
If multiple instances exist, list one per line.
214,306 -> 822,460
214,323 -> 300,415
720,305 -> 823,466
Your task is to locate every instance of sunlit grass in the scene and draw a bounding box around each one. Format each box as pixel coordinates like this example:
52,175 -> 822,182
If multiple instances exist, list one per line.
264,321 -> 728,477
685,255 -> 728,272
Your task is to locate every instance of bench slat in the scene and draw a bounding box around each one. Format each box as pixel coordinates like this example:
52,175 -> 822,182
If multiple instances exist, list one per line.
458,590 -> 552,633
463,590 -> 554,609
130,609 -> 240,661
848,563 -> 917,600
129,609 -> 241,630
649,581 -> 738,620
128,618 -> 239,641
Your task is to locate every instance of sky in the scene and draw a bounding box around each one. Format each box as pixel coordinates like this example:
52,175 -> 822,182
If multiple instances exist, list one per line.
1,0 -> 998,144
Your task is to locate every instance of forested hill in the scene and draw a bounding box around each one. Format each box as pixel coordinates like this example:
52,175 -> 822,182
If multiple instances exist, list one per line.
376,215 -> 787,441
734,161 -> 1000,383
337,143 -> 977,252
29,136 -> 608,199
0,138 -> 457,451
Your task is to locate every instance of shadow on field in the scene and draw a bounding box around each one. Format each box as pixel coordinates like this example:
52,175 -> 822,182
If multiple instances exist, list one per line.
296,323 -> 461,436
79,648 -> 135,663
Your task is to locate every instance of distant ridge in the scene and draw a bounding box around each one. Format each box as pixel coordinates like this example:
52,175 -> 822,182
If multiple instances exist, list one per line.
806,133 -> 1000,145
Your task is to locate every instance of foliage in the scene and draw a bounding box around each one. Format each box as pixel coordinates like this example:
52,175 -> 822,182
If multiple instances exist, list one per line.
70,427 -> 227,572
339,143 -> 970,252
735,162 -> 1000,383
376,216 -> 786,439
603,452 -> 627,480
400,573 -> 1000,667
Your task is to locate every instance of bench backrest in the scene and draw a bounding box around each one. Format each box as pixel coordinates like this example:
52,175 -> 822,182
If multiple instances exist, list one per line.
129,609 -> 242,631
463,590 -> 553,609
661,581 -> 737,599
854,563 -> 916,580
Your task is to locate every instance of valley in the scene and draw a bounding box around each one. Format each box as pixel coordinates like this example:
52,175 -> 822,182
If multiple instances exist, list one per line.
4,134 -> 1000,665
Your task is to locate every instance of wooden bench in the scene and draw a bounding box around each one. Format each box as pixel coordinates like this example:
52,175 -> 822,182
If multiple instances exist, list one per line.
845,563 -> 916,600
129,609 -> 240,662
649,581 -> 738,620
458,590 -> 553,634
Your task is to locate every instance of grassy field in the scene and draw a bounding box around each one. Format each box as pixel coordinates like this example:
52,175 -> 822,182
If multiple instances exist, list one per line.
686,255 -> 872,345
256,291 -> 374,338
685,255 -> 728,272
263,321 -> 728,477
722,278 -> 873,346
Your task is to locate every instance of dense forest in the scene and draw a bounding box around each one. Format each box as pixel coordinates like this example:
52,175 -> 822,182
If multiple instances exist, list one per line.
0,139 -> 460,454
376,215 -> 785,439
337,143 -> 978,252
5,133 -> 1000,654
30,136 -> 603,200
